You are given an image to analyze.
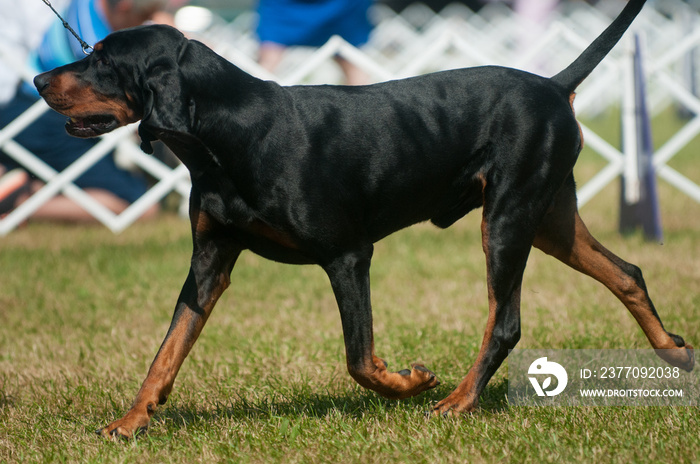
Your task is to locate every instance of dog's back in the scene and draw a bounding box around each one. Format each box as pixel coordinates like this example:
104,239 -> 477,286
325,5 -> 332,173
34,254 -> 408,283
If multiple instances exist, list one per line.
258,66 -> 577,237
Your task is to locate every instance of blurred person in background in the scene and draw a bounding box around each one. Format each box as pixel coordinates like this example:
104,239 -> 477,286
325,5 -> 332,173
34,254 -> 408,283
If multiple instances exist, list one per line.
255,0 -> 374,85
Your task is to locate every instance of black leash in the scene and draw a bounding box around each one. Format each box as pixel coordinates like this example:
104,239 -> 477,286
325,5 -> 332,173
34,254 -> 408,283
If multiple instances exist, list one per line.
40,0 -> 94,55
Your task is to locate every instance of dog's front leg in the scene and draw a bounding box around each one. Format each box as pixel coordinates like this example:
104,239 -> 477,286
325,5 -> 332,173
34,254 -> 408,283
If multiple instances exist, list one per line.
97,234 -> 240,440
324,247 -> 440,400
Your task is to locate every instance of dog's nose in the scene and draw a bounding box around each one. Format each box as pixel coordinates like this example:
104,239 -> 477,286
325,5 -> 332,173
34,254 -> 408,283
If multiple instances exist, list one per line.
33,72 -> 51,94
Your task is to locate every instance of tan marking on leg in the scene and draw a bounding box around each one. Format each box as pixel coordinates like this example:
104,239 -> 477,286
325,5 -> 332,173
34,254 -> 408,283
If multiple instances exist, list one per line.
434,212 -> 496,415
347,345 -> 439,400
98,264 -> 232,439
534,211 -> 693,371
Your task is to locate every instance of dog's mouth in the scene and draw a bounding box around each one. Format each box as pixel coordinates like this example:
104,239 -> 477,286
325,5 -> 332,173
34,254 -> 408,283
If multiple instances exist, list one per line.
65,114 -> 119,138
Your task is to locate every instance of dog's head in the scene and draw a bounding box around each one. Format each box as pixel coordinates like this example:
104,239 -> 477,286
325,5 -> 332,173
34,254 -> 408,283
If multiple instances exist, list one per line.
34,24 -> 191,152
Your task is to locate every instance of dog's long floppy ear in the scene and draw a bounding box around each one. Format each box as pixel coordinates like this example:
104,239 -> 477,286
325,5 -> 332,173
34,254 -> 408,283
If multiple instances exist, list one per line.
138,41 -> 192,154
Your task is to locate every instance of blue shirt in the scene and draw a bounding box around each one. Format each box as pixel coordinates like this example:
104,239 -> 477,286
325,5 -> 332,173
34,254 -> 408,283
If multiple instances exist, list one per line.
24,0 -> 110,94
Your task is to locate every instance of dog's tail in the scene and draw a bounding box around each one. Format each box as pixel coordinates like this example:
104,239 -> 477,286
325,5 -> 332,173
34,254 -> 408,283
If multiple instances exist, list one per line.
551,0 -> 647,93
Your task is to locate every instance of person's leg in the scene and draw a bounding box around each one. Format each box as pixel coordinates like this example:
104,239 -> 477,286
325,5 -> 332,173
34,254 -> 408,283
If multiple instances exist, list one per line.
258,42 -> 287,73
0,168 -> 30,215
27,185 -> 158,222
335,56 -> 370,86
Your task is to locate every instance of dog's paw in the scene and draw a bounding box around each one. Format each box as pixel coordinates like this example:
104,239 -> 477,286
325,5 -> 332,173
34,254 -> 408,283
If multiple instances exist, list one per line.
409,363 -> 440,388
96,415 -> 149,440
657,338 -> 695,372
685,345 -> 695,371
392,363 -> 439,399
676,344 -> 694,372
430,395 -> 477,418
354,358 -> 440,400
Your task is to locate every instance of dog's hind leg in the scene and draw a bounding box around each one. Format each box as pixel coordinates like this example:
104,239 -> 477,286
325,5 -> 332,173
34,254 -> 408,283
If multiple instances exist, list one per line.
323,246 -> 440,399
432,193 -> 536,415
97,210 -> 241,440
532,175 -> 694,371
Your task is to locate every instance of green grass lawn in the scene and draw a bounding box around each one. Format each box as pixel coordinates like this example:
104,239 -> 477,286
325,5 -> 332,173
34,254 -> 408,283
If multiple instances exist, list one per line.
1,111 -> 699,463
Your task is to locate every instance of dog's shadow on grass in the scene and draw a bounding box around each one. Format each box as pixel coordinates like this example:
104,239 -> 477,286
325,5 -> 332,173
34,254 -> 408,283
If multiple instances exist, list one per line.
152,378 -> 509,432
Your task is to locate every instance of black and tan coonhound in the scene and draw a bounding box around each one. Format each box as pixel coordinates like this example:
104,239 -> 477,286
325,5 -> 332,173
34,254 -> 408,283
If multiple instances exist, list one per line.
34,0 -> 693,439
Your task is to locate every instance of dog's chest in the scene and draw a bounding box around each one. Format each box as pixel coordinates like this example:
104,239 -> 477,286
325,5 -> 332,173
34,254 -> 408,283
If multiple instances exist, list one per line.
193,180 -> 313,263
